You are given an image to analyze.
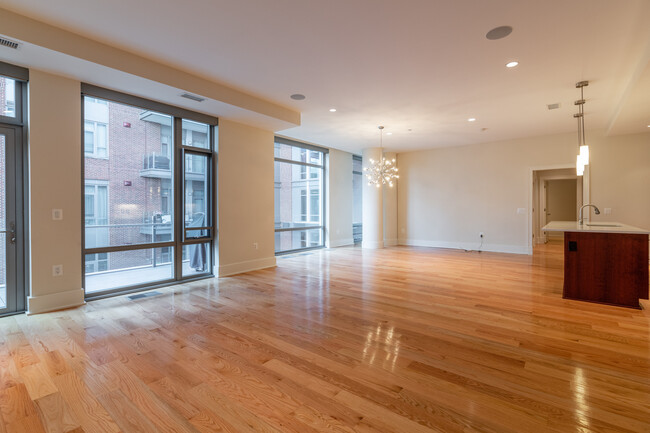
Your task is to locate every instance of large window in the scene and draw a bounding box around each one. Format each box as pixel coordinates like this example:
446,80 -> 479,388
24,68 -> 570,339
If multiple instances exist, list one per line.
274,138 -> 327,254
352,155 -> 363,243
82,85 -> 216,297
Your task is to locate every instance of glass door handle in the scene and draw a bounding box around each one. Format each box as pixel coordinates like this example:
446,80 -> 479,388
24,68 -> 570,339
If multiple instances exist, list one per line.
0,223 -> 16,244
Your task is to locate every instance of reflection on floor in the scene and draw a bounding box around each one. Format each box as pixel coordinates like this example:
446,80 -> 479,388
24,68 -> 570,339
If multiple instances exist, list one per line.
0,244 -> 648,432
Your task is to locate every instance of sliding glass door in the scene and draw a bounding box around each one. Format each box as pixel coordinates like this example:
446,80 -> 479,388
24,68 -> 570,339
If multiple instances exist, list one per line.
82,86 -> 216,298
0,67 -> 27,315
0,127 -> 24,314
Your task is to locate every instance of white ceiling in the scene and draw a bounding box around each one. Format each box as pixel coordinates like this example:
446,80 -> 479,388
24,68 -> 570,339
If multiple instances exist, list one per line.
1,0 -> 649,154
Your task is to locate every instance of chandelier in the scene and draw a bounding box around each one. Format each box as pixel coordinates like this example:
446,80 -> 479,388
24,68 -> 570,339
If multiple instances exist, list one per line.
364,126 -> 399,188
574,81 -> 589,176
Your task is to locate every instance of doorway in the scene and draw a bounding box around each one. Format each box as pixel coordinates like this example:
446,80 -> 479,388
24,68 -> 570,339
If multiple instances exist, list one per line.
0,130 -> 26,314
544,178 -> 577,241
531,167 -> 583,246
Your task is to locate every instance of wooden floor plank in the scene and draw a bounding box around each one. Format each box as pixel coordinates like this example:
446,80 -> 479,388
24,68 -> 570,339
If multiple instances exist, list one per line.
0,243 -> 648,432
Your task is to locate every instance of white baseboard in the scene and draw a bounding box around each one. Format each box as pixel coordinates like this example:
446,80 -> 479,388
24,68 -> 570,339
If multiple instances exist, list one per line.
328,238 -> 354,248
362,240 -> 384,249
218,256 -> 276,277
384,238 -> 398,246
398,238 -> 530,255
28,288 -> 85,315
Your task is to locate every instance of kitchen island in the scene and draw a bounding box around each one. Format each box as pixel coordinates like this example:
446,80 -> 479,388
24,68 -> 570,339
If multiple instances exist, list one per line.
542,221 -> 649,308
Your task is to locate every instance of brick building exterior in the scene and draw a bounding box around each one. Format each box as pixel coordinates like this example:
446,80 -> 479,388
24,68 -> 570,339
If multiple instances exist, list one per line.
84,97 -> 206,275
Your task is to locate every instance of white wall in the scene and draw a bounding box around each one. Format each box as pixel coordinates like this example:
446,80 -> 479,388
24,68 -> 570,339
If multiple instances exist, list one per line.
589,132 -> 650,229
28,70 -> 84,314
217,119 -> 276,276
327,149 -> 354,248
397,130 -> 650,254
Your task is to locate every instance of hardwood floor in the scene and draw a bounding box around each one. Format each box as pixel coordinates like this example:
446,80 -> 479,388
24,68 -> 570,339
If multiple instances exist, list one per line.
0,243 -> 649,432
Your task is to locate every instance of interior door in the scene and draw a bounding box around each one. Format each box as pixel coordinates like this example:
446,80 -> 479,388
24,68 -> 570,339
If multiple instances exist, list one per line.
0,126 -> 24,315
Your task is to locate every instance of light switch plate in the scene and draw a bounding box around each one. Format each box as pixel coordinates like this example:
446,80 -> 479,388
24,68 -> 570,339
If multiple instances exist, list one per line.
604,208 -> 612,215
52,209 -> 63,220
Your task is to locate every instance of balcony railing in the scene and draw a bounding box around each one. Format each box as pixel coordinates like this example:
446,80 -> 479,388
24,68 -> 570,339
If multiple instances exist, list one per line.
140,153 -> 171,179
143,153 -> 171,170
85,222 -> 173,249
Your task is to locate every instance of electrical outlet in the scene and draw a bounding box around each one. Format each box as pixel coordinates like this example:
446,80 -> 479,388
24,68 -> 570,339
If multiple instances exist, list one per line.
479,232 -> 484,239
52,209 -> 63,220
253,242 -> 258,250
52,265 -> 63,276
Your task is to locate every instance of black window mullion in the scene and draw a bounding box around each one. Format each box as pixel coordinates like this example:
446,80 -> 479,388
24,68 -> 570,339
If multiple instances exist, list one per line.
173,117 -> 183,279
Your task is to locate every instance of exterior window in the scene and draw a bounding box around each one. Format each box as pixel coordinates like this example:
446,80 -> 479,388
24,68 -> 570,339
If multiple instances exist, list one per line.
84,182 -> 108,227
84,121 -> 108,158
352,155 -> 363,243
85,253 -> 108,274
310,189 -> 319,222
82,90 -> 216,297
274,139 -> 326,254
300,190 -> 307,221
0,77 -> 16,118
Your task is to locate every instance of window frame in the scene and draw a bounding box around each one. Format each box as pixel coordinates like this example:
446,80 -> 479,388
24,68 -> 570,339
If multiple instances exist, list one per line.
273,136 -> 328,255
84,120 -> 109,159
81,84 -> 218,300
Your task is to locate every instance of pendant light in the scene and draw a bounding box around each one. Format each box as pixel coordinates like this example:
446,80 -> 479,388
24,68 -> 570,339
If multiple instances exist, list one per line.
363,126 -> 399,188
574,81 -> 589,175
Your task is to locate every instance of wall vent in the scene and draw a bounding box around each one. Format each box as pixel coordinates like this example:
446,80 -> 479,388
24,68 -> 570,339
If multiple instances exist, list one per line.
0,38 -> 19,50
547,103 -> 561,110
180,93 -> 205,102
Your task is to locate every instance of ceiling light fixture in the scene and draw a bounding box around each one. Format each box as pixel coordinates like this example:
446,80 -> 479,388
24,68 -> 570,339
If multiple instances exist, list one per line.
468,118 -> 476,122
329,108 -> 337,112
386,132 -> 393,135
574,81 -> 589,176
290,94 -> 306,100
506,61 -> 519,68
486,26 -> 513,40
363,126 -> 399,188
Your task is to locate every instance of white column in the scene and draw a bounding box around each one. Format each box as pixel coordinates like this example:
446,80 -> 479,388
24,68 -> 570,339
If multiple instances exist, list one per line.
383,152 -> 398,246
362,147 -> 384,249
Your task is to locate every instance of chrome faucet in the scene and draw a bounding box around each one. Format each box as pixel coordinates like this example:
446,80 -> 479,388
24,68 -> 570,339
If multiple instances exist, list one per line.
579,204 -> 600,225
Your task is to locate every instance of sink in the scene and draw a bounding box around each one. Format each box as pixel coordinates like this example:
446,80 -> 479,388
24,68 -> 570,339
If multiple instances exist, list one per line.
586,223 -> 622,227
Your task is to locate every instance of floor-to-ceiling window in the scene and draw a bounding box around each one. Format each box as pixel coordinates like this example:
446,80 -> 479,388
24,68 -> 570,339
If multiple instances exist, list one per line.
274,138 -> 327,254
82,85 -> 216,298
0,62 -> 27,315
352,155 -> 363,244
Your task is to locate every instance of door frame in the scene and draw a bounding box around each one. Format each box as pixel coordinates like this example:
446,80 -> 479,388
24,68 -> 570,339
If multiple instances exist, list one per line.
0,125 -> 27,315
528,164 -> 587,253
0,63 -> 29,316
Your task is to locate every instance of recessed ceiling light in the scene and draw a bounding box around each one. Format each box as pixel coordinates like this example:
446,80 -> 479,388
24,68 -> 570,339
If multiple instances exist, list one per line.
486,26 -> 513,40
329,108 -> 337,112
386,132 -> 393,135
468,118 -> 476,122
506,61 -> 519,68
290,94 -> 306,100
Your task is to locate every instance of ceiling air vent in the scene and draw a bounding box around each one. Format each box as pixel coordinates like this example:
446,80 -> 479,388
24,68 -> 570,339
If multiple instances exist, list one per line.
547,103 -> 561,110
180,93 -> 205,102
0,38 -> 19,50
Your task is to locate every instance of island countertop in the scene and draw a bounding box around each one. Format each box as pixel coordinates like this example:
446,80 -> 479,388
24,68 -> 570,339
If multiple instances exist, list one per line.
542,221 -> 650,234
